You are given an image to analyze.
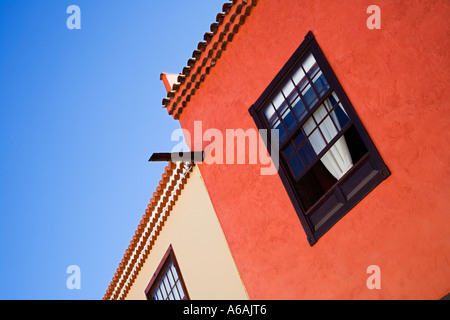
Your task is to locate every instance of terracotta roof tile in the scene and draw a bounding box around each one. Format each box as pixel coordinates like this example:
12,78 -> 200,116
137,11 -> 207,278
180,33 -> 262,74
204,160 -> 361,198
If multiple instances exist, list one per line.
160,0 -> 258,119
103,162 -> 194,300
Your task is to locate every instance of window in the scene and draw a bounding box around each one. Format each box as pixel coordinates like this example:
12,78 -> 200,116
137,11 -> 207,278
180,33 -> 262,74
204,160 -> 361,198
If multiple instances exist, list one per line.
145,245 -> 189,300
249,31 -> 390,246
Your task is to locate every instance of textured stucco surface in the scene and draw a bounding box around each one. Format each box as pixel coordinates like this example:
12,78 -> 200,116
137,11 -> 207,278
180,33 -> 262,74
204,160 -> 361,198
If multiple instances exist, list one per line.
126,166 -> 248,300
178,0 -> 450,299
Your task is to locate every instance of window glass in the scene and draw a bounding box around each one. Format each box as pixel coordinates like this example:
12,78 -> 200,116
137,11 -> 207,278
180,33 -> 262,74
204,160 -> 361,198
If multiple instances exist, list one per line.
301,83 -> 318,108
173,286 -> 181,300
272,91 -> 285,110
291,96 -> 307,121
282,79 -> 295,98
298,140 -> 316,166
176,282 -> 185,299
264,104 -> 275,122
302,53 -> 316,74
288,153 -> 305,177
292,66 -> 306,87
148,252 -> 188,300
284,142 -> 296,158
273,120 -> 286,143
331,103 -> 350,129
156,288 -> 162,300
167,268 -> 175,287
312,70 -> 329,96
281,108 -> 296,133
293,129 -> 307,146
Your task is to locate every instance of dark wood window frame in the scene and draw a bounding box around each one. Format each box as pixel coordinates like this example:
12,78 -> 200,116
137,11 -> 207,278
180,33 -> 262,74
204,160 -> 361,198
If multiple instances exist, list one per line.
145,245 -> 190,300
249,31 -> 390,246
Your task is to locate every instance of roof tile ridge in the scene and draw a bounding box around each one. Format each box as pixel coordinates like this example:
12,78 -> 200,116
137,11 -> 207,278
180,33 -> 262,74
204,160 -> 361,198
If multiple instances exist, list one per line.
166,0 -> 258,119
103,162 -> 177,300
104,162 -> 194,300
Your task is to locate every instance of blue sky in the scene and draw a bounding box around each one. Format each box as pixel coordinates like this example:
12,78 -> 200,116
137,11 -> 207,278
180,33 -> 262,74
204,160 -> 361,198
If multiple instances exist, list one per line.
0,0 -> 224,300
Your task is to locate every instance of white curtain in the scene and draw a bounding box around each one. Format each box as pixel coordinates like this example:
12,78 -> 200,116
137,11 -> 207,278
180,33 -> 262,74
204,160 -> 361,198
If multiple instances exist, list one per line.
303,94 -> 353,180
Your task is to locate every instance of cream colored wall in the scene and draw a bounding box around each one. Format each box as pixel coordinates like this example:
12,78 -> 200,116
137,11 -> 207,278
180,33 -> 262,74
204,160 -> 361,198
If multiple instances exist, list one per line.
125,165 -> 248,300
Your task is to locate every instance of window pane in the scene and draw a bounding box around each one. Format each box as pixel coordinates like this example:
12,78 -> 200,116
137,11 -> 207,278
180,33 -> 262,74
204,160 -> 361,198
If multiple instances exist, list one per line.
301,84 -> 318,108
325,91 -> 339,111
298,140 -> 316,166
273,120 -> 287,143
331,103 -> 350,130
176,281 -> 185,300
293,129 -> 307,147
170,264 -> 178,281
302,53 -> 316,74
160,282 -> 168,299
264,104 -> 276,122
313,105 -> 339,144
163,275 -> 171,292
167,268 -> 175,287
312,104 -> 327,123
281,109 -> 296,133
286,87 -> 299,104
156,288 -> 163,300
292,66 -> 306,88
284,142 -> 296,158
308,63 -> 320,79
312,70 -> 329,97
282,79 -> 295,98
303,116 -> 316,136
272,91 -> 285,110
173,284 -> 181,300
319,116 -> 338,143
291,96 -> 307,121
288,153 -> 305,177
305,126 -> 327,155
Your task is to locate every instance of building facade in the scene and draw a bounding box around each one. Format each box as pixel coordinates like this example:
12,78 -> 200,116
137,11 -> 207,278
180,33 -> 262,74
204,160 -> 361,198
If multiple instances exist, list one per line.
104,162 -> 248,300
106,0 -> 450,300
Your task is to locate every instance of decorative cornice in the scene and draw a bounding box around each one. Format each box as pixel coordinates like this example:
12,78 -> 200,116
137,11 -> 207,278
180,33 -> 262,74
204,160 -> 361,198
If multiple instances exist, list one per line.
162,0 -> 258,120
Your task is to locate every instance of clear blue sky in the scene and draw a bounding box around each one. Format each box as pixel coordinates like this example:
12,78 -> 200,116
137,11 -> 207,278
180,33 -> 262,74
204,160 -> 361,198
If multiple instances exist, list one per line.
0,0 -> 224,300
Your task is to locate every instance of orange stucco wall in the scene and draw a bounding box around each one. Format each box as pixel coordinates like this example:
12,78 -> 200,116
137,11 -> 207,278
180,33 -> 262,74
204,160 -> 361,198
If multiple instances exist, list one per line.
178,0 -> 450,299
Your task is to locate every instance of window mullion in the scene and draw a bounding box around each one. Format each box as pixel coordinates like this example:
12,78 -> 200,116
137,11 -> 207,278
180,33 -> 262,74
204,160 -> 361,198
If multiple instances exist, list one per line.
302,63 -> 322,100
292,86 -> 333,130
271,83 -> 333,146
